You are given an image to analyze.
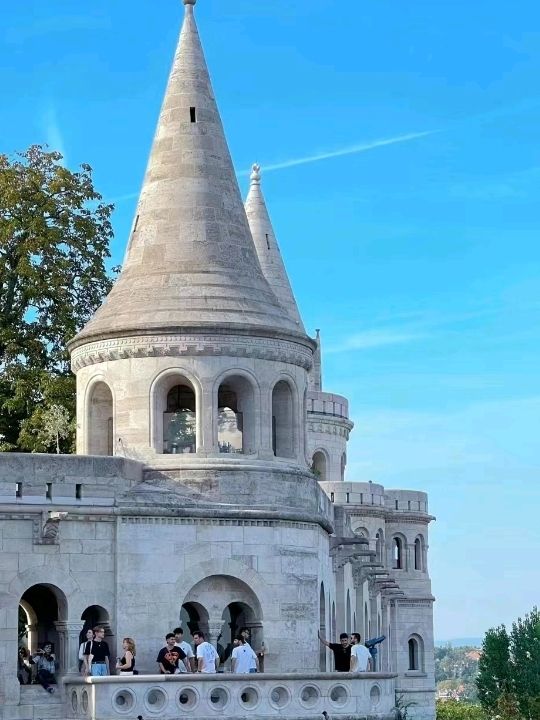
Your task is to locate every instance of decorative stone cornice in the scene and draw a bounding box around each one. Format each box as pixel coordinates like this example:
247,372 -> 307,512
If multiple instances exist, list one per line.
307,415 -> 353,439
71,333 -> 314,372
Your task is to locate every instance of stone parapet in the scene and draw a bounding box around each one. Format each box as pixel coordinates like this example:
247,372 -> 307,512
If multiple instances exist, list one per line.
63,672 -> 398,720
307,390 -> 350,419
0,454 -> 143,506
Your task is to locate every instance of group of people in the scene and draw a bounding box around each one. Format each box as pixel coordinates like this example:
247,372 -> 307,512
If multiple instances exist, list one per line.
318,630 -> 372,672
75,625 -> 259,680
17,643 -> 58,693
21,625 -> 367,693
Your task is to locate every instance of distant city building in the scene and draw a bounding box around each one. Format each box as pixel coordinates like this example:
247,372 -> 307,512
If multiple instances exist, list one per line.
0,1 -> 435,718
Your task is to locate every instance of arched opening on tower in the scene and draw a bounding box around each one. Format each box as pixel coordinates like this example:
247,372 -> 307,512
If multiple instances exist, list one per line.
272,380 -> 295,458
340,452 -> 347,481
331,601 -> 336,639
364,603 -> 369,641
220,601 -> 259,666
86,381 -> 113,455
217,376 -> 256,454
319,582 -> 326,671
392,536 -> 405,570
163,383 -> 196,454
346,590 -> 351,634
312,450 -> 327,481
375,529 -> 385,563
182,575 -> 263,665
414,535 -> 424,571
80,605 -> 113,652
180,602 -> 209,640
408,635 -> 424,671
19,584 -> 68,676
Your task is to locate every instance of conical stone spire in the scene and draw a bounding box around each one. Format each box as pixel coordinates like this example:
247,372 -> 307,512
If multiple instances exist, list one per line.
71,0 -> 301,349
245,164 -> 305,331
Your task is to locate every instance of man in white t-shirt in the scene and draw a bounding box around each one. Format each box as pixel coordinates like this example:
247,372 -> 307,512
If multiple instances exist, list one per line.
349,633 -> 371,672
231,636 -> 259,674
173,627 -> 195,672
193,631 -> 219,673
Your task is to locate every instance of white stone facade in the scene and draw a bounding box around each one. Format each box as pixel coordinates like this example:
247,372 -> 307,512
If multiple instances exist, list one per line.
0,2 -> 435,719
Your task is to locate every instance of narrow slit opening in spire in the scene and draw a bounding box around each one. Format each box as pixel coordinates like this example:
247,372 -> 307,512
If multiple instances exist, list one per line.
265,233 -> 270,249
190,107 -> 197,123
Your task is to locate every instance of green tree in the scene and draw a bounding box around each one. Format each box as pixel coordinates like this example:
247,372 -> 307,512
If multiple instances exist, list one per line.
476,624 -> 510,713
509,607 -> 540,719
0,145 -> 116,452
436,700 -> 485,720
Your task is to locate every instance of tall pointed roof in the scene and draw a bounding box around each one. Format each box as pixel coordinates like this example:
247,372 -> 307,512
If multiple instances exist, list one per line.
71,0 -> 301,349
245,164 -> 304,332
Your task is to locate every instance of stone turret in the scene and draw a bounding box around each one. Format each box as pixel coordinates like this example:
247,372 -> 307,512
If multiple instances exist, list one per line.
245,164 -> 305,332
69,0 -> 315,468
70,0 -> 301,349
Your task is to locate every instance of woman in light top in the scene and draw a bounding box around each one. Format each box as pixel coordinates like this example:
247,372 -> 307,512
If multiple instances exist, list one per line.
116,638 -> 136,675
79,629 -> 93,674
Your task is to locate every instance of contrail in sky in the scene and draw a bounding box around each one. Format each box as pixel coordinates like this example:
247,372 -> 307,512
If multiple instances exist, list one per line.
237,129 -> 440,176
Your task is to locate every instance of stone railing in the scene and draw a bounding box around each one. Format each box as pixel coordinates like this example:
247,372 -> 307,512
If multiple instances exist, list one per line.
64,672 -> 397,719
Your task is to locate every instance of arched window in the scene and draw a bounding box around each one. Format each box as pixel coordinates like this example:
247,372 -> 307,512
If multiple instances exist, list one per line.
164,383 -> 196,454
217,376 -> 256,454
346,590 -> 351,634
87,381 -> 113,455
312,451 -> 327,481
375,530 -> 384,563
392,536 -> 404,570
319,583 -> 326,671
414,536 -> 423,571
364,603 -> 369,640
272,380 -> 295,458
354,527 -> 369,539
408,635 -> 424,671
340,452 -> 347,481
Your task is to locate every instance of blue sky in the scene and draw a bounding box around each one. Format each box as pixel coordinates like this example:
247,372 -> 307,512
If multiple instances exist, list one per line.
2,0 -> 539,640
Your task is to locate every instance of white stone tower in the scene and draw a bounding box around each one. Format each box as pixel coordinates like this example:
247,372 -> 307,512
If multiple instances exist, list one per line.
67,0 -> 333,674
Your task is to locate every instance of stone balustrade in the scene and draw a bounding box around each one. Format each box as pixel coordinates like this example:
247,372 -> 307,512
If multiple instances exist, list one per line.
64,672 -> 398,720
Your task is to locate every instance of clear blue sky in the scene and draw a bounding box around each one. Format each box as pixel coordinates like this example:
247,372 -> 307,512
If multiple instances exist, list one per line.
2,0 -> 539,641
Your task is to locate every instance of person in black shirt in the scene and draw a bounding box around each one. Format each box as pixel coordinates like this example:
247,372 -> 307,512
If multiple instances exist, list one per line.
318,630 -> 351,672
84,626 -> 110,676
157,633 -> 189,674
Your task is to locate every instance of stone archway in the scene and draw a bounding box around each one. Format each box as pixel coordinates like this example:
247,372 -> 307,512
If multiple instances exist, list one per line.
181,574 -> 263,653
19,584 -> 68,673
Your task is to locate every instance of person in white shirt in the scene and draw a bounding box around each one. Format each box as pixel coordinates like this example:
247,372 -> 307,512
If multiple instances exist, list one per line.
173,627 -> 195,672
193,631 -> 219,673
349,633 -> 371,672
78,629 -> 93,674
231,635 -> 259,674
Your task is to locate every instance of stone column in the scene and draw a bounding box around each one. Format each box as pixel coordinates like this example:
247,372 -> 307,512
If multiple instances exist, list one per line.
55,620 -> 84,675
258,382 -> 274,459
206,620 -> 223,647
198,378 -> 217,454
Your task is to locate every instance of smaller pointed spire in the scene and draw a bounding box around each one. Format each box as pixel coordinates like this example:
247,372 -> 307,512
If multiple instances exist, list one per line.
245,164 -> 305,331
309,329 -> 323,391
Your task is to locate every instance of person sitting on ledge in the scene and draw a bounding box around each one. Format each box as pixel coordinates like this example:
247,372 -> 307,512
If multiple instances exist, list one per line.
32,643 -> 57,694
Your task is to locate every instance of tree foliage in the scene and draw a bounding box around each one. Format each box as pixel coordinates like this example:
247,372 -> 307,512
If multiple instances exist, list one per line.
509,607 -> 540,718
0,145 -> 116,452
436,700 -> 485,720
476,608 -> 540,719
476,624 -> 510,712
